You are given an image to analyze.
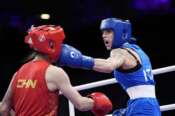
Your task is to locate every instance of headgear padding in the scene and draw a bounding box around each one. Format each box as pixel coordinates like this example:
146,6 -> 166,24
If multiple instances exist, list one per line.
25,25 -> 65,62
100,18 -> 131,48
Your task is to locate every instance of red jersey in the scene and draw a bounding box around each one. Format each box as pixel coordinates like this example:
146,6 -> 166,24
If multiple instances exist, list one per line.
12,60 -> 59,116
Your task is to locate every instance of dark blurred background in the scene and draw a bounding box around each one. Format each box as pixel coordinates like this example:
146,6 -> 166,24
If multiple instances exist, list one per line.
0,0 -> 175,115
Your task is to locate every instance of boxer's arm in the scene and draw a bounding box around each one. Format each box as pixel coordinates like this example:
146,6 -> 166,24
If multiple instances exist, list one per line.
47,65 -> 94,111
93,49 -> 125,73
47,66 -> 112,114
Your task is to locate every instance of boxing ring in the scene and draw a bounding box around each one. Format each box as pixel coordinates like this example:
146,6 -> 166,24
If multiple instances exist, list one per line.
66,65 -> 175,116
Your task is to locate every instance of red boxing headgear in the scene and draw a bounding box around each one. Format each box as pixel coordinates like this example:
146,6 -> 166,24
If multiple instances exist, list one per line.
25,25 -> 65,62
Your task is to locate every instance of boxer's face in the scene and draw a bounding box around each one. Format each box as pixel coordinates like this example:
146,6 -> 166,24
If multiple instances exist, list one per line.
102,29 -> 114,50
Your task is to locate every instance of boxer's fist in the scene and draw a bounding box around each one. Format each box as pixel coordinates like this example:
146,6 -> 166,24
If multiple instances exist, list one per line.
58,44 -> 94,69
88,92 -> 112,116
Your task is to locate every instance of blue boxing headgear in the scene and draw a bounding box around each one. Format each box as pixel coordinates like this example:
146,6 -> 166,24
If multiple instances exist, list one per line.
100,18 -> 132,48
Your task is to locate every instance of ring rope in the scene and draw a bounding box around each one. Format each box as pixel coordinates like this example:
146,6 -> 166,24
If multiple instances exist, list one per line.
74,65 -> 175,91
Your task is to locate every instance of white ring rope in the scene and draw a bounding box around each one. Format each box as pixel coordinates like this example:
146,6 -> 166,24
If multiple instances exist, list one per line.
160,104 -> 175,112
65,65 -> 175,116
74,65 -> 175,91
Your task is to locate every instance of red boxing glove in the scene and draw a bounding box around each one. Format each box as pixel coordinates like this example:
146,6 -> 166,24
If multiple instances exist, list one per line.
89,92 -> 112,116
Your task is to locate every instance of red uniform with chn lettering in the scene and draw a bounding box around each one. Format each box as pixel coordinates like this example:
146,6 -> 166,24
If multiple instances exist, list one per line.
12,60 -> 59,116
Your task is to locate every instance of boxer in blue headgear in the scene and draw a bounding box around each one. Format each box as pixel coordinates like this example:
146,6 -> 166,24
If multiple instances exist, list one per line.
58,17 -> 161,116
100,18 -> 132,49
93,18 -> 161,116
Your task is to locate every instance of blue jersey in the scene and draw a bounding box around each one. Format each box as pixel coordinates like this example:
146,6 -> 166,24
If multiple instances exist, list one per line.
114,43 -> 155,90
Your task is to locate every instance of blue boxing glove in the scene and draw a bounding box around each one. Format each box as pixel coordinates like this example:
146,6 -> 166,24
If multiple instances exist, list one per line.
58,44 -> 94,69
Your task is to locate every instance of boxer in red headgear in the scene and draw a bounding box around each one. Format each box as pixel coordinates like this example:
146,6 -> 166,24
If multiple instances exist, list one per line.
24,25 -> 65,62
0,25 -> 112,116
